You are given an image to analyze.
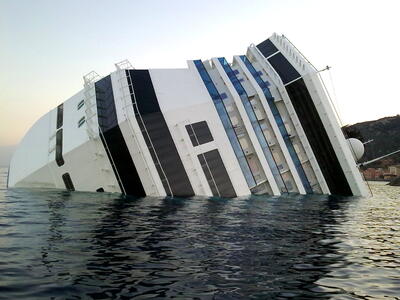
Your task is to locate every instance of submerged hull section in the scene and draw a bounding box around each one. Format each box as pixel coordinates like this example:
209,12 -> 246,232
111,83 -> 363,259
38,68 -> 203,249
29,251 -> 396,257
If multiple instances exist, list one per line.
8,34 -> 370,197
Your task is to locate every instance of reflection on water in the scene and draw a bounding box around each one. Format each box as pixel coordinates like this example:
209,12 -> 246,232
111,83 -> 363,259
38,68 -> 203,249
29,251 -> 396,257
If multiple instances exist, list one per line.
0,169 -> 399,299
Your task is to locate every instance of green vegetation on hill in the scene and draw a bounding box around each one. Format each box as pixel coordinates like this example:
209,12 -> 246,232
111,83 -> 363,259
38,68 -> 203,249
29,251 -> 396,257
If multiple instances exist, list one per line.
342,115 -> 400,168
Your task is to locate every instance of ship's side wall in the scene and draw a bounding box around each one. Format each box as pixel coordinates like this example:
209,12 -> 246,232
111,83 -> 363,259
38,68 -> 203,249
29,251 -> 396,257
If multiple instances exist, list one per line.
149,66 -> 250,197
110,71 -> 166,197
255,34 -> 369,197
9,89 -> 90,187
9,110 -> 53,187
8,34 -> 368,197
8,89 -> 121,193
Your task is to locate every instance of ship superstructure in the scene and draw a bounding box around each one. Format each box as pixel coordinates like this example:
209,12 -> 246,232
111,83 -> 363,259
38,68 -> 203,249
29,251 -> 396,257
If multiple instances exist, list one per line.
8,34 -> 369,197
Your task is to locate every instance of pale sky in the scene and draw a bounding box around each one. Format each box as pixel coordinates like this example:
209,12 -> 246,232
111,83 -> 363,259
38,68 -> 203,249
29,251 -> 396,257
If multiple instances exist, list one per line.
1,0 -> 400,150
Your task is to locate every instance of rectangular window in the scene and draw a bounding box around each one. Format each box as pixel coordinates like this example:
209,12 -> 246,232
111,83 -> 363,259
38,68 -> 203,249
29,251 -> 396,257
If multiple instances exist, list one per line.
56,104 -> 63,129
78,116 -> 85,128
77,100 -> 84,110
198,149 -> 236,197
198,153 -> 218,196
268,52 -> 301,84
62,173 -> 75,191
256,38 -> 279,58
55,129 -> 64,166
185,121 -> 213,147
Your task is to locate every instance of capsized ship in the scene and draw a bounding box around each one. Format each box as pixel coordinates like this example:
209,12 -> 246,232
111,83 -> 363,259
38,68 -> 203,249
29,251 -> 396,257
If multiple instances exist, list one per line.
8,34 -> 370,197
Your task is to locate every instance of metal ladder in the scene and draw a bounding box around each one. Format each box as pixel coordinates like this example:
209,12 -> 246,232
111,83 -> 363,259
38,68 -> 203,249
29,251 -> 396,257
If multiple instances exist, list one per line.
82,71 -> 120,193
115,60 -> 172,196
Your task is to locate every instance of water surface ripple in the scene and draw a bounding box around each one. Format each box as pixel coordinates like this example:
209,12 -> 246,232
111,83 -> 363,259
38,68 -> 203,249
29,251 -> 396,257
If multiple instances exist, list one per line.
0,169 -> 399,299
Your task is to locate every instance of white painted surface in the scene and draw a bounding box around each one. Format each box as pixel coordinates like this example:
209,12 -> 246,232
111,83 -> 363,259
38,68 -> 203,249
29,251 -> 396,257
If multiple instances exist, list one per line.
9,87 -> 121,194
150,65 -> 250,197
9,109 -> 54,187
9,34 -> 368,197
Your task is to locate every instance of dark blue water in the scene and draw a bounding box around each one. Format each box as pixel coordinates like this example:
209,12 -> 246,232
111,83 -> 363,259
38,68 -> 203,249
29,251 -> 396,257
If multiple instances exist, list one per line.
0,168 -> 399,299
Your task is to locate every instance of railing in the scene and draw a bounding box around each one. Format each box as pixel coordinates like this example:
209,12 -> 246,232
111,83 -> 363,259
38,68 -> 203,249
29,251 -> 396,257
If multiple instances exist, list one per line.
82,71 -> 119,192
115,60 -> 172,196
193,60 -> 257,188
240,55 -> 313,193
218,57 -> 288,193
83,71 -> 101,139
272,33 -> 317,72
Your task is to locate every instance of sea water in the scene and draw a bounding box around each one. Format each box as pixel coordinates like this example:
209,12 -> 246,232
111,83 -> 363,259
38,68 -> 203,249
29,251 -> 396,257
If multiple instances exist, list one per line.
0,167 -> 399,299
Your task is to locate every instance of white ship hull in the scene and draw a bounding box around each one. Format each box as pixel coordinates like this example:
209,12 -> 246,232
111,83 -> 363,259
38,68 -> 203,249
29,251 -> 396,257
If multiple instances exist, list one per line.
8,34 -> 370,197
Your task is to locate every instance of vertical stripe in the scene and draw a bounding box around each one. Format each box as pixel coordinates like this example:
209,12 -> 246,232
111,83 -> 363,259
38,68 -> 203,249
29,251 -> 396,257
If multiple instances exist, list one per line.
95,75 -> 146,197
286,79 -> 352,196
255,44 -> 352,195
127,70 -> 194,197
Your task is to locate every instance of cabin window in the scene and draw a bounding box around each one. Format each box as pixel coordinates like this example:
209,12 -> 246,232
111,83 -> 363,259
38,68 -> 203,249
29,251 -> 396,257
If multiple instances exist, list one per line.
78,116 -> 85,128
198,149 -> 236,197
62,173 -> 75,191
56,104 -> 63,129
55,129 -> 64,166
77,100 -> 84,110
185,121 -> 213,147
268,53 -> 300,84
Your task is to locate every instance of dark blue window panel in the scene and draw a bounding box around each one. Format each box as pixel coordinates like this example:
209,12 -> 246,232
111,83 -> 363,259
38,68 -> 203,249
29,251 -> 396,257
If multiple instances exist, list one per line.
95,76 -> 119,133
286,79 -> 352,196
198,149 -> 236,198
268,53 -> 300,84
185,121 -> 213,146
257,39 -> 279,58
55,129 -> 64,167
240,55 -> 313,193
218,57 -> 288,193
62,173 -> 75,191
128,70 -> 194,197
56,104 -> 63,129
95,76 -> 146,197
193,60 -> 256,188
